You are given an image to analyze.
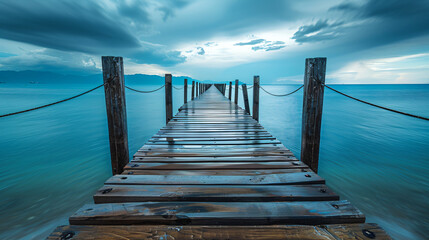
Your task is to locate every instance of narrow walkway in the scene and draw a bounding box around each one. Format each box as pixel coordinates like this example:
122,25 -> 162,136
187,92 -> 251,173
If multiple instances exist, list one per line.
49,86 -> 389,239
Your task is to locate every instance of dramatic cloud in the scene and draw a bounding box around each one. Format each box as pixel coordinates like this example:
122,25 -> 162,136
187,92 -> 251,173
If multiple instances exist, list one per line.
235,39 -> 265,46
0,0 -> 428,83
292,20 -> 344,43
235,39 -> 286,51
251,41 -> 286,51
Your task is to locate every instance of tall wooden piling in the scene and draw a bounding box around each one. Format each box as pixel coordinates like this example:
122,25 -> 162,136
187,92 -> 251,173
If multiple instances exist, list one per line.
102,56 -> 129,175
300,58 -> 327,173
184,79 -> 188,104
253,76 -> 260,122
228,82 -> 232,100
234,79 -> 239,105
192,81 -> 195,100
165,74 -> 173,124
242,84 -> 250,114
196,82 -> 199,97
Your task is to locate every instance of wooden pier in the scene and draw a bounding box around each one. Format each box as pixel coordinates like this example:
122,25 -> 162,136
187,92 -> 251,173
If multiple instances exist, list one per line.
48,85 -> 390,239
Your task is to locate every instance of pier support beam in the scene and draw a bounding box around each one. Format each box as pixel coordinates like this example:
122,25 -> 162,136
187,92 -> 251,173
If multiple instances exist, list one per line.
301,58 -> 327,173
184,79 -> 188,104
253,76 -> 260,122
234,79 -> 239,105
242,84 -> 250,114
102,56 -> 129,175
191,81 -> 195,100
228,82 -> 232,100
165,74 -> 173,124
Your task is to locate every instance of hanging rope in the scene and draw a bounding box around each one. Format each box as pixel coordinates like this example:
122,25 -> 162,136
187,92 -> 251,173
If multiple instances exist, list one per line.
239,85 -> 253,90
173,86 -> 184,90
324,84 -> 429,121
260,85 -> 304,97
0,84 -> 104,118
125,85 -> 165,93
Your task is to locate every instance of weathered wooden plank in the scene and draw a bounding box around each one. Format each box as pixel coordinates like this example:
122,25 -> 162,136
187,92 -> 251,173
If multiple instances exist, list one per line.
49,224 -> 390,240
147,140 -> 281,145
132,156 -> 298,163
69,200 -> 365,225
124,161 -> 307,170
105,172 -> 323,185
324,223 -> 392,240
139,145 -> 289,151
150,137 -> 276,142
145,143 -> 283,148
94,184 -> 339,203
122,169 -> 310,176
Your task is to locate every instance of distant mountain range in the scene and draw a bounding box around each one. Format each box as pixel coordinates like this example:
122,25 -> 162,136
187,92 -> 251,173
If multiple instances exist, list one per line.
0,70 -> 199,85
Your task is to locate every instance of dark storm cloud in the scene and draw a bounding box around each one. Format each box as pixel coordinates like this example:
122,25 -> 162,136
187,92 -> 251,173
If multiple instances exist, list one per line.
292,20 -> 344,43
328,2 -> 359,12
0,0 -> 190,66
293,0 -> 429,50
0,1 -> 140,52
330,0 -> 429,46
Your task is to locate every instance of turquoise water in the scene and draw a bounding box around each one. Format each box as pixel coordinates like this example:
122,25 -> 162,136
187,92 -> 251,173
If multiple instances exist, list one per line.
0,83 -> 428,239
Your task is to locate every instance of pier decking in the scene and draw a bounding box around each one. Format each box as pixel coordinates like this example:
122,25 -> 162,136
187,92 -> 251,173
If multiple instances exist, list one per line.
49,86 -> 389,239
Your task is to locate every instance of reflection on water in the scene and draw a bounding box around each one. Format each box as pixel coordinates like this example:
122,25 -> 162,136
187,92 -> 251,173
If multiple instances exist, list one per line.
0,84 -> 428,239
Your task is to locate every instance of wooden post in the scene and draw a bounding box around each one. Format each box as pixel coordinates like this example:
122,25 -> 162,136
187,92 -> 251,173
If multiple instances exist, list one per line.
102,56 -> 129,175
234,79 -> 239,105
300,57 -> 327,173
196,82 -> 199,97
184,79 -> 188,104
191,81 -> 195,100
165,74 -> 173,124
242,84 -> 250,114
253,76 -> 260,122
228,82 -> 232,100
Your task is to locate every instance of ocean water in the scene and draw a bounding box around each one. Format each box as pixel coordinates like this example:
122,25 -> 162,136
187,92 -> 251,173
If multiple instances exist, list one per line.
0,83 -> 428,239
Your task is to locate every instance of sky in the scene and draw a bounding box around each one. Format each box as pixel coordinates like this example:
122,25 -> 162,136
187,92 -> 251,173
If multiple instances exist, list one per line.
0,0 -> 428,84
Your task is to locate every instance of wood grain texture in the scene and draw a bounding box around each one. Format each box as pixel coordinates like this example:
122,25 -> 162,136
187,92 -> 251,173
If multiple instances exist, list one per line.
69,200 -> 364,225
93,184 -> 339,203
48,224 -> 390,240
104,172 -> 324,185
301,58 -> 326,173
253,75 -> 260,121
102,56 -> 129,175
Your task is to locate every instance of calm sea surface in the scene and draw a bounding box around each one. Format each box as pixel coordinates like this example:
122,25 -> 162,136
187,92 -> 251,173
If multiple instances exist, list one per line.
0,83 -> 428,239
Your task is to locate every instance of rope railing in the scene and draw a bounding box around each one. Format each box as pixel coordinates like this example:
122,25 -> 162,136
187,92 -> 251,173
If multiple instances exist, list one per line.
1,79 -> 427,122
260,85 -> 304,97
125,85 -> 165,93
173,86 -> 184,90
0,83 -> 105,118
324,84 -> 429,121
